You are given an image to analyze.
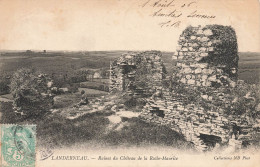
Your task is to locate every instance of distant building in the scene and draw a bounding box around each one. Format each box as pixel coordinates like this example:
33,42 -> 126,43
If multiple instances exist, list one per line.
93,72 -> 102,79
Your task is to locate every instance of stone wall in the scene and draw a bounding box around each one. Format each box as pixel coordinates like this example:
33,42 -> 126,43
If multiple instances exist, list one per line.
172,25 -> 239,88
139,25 -> 259,151
140,89 -> 258,151
109,51 -> 166,97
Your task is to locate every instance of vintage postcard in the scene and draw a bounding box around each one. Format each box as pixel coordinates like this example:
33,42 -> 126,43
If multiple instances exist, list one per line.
0,0 -> 260,166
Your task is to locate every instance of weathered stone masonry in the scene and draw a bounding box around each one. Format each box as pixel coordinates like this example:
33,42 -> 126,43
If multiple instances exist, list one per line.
139,25 -> 258,151
173,25 -> 238,88
109,51 -> 166,96
109,25 -> 259,151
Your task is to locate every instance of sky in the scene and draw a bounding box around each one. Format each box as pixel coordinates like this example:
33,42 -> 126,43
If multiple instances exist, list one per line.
0,0 -> 259,52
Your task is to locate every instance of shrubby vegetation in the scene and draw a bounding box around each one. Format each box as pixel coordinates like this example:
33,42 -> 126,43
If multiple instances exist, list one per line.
173,79 -> 260,119
0,77 -> 10,95
230,82 -> 260,117
10,68 -> 54,118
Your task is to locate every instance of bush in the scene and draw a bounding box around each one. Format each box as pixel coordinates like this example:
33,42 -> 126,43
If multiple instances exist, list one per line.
10,68 -> 54,118
0,79 -> 10,95
68,83 -> 79,93
81,90 -> 85,95
172,79 -> 260,120
104,86 -> 109,92
98,85 -> 104,91
230,83 -> 260,117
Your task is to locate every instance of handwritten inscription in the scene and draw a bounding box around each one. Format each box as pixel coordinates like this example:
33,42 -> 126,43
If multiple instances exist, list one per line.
141,0 -> 216,28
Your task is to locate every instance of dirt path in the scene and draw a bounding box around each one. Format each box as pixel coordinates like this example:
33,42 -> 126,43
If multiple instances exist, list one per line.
0,97 -> 13,102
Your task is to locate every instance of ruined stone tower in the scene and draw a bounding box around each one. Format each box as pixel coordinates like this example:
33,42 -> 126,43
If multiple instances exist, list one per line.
109,51 -> 166,96
172,25 -> 239,88
140,25 -> 257,151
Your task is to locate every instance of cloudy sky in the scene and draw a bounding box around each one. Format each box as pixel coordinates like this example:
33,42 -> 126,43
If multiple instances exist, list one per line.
0,0 -> 259,52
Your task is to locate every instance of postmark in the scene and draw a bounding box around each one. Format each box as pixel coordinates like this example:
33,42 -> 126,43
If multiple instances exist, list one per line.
39,146 -> 54,161
1,124 -> 36,167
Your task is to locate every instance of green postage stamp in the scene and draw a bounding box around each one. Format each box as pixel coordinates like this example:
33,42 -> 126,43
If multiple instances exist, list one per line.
1,124 -> 36,167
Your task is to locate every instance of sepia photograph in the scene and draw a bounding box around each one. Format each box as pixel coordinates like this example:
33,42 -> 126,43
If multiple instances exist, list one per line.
0,0 -> 260,166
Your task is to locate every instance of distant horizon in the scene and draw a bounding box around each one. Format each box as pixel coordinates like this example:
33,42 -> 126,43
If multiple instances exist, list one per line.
0,49 -> 260,54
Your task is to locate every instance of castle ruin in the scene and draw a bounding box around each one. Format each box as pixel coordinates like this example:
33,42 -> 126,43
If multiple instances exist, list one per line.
109,25 -> 259,151
109,51 -> 166,97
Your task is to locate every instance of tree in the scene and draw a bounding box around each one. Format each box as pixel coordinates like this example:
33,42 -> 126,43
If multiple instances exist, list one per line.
10,68 -> 54,118
0,77 -> 10,95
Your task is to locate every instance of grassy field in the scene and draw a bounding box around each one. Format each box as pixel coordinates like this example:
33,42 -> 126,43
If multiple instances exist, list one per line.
0,94 -> 12,99
79,81 -> 109,91
0,51 -> 123,77
78,88 -> 108,95
238,52 -> 260,84
0,101 -> 193,150
53,89 -> 108,109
